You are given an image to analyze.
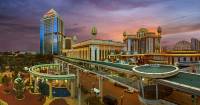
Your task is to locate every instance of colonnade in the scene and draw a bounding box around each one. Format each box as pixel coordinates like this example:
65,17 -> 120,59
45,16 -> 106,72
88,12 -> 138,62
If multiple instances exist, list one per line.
167,56 -> 200,65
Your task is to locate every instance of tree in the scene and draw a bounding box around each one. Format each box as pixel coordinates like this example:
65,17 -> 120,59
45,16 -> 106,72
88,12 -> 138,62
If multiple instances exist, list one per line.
2,75 -> 11,93
14,74 -> 25,100
38,79 -> 49,101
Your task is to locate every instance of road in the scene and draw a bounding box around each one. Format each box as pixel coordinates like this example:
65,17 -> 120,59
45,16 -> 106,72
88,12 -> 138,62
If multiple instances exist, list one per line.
79,71 -> 140,105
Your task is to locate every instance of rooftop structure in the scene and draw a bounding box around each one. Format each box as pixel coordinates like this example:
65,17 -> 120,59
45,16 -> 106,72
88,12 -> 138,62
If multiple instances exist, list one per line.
132,64 -> 179,78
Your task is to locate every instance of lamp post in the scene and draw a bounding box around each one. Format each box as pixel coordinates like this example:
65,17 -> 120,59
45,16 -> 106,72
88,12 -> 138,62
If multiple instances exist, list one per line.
191,95 -> 197,105
120,90 -> 125,105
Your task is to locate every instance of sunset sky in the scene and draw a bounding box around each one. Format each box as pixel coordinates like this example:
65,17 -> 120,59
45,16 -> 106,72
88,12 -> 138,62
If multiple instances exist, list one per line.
0,0 -> 200,51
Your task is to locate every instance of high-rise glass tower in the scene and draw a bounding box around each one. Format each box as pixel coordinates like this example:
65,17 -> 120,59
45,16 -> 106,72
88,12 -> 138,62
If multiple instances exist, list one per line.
40,9 -> 64,55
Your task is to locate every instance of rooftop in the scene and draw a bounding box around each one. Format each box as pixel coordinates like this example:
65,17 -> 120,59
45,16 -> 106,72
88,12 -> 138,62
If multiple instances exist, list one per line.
158,72 -> 200,96
132,64 -> 179,78
164,72 -> 200,89
72,39 -> 124,48
135,65 -> 176,73
43,8 -> 59,18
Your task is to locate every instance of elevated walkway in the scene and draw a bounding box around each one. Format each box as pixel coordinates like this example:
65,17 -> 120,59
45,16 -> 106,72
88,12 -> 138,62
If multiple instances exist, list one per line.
55,56 -> 200,96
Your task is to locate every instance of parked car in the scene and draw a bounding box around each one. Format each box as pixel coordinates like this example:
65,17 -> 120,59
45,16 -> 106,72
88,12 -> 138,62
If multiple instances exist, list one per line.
125,88 -> 138,94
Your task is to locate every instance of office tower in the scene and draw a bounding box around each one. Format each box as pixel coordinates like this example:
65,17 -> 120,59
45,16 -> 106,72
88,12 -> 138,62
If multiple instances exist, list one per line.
40,9 -> 64,55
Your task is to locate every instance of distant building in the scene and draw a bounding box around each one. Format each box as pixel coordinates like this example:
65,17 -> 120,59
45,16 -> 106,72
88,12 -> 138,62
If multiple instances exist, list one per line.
123,27 -> 161,54
40,9 -> 64,55
191,38 -> 200,51
63,36 -> 72,49
173,40 -> 191,51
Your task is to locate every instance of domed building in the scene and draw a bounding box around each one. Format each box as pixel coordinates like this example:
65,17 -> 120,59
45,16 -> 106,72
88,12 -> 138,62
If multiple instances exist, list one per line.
123,27 -> 161,54
173,40 -> 191,51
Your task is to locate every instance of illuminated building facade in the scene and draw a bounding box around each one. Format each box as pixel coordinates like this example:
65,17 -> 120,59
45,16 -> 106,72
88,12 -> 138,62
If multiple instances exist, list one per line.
62,39 -> 124,61
40,9 -> 64,55
123,27 -> 161,54
109,28 -> 200,67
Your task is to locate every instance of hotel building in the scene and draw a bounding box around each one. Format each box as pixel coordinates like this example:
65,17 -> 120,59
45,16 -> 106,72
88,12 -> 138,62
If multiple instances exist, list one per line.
109,27 -> 200,67
40,9 -> 64,55
123,27 -> 161,54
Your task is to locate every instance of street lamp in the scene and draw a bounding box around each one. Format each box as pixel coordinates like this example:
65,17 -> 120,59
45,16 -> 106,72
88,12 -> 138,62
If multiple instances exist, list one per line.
191,95 -> 197,105
120,90 -> 125,105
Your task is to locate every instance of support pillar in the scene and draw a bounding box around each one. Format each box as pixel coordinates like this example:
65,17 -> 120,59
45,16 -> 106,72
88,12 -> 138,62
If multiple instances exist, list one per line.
34,76 -> 37,93
99,76 -> 103,101
76,69 -> 81,105
62,62 -> 64,73
67,64 -> 70,74
140,77 -> 144,98
49,81 -> 53,99
70,80 -> 75,98
156,83 -> 158,100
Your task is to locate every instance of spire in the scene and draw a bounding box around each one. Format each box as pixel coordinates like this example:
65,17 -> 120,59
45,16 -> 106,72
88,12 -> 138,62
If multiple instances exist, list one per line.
91,26 -> 97,39
72,35 -> 77,42
157,26 -> 162,35
123,31 -> 127,37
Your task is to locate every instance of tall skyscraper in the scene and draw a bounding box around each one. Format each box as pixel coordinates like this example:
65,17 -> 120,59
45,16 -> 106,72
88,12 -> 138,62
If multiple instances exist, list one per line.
40,9 -> 64,55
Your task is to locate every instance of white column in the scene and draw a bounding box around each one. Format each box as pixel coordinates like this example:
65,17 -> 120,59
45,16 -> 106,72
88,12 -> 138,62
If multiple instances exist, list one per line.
140,77 -> 144,98
96,46 -> 100,61
90,45 -> 96,61
87,47 -> 89,60
128,39 -> 132,52
70,80 -> 75,98
62,62 -> 64,73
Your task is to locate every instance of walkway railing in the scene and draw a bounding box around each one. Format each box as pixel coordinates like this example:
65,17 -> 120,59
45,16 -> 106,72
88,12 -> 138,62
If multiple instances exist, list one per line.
29,64 -> 75,80
56,56 -> 139,90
